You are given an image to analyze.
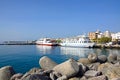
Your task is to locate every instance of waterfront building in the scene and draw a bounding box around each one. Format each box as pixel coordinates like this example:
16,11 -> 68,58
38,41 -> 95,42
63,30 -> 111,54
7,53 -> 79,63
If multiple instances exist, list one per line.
104,30 -> 111,38
88,30 -> 101,40
111,32 -> 120,42
98,33 -> 104,38
88,32 -> 97,40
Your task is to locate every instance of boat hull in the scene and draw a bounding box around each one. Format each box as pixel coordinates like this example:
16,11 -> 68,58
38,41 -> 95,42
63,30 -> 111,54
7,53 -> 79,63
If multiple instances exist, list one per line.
60,43 -> 95,48
36,43 -> 58,46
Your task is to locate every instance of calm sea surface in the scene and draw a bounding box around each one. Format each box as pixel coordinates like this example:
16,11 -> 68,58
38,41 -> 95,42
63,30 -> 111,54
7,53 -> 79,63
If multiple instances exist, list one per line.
0,45 -> 120,73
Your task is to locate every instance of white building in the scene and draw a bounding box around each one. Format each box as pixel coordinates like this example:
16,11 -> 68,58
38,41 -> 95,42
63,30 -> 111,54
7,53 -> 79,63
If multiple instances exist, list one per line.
111,32 -> 120,41
98,33 -> 104,38
104,30 -> 111,38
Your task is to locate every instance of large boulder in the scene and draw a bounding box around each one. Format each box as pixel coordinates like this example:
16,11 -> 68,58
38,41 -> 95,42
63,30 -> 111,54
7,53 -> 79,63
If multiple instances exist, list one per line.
79,76 -> 87,80
98,62 -> 113,71
50,72 -> 56,80
22,74 -> 49,80
111,78 -> 120,80
108,54 -> 117,63
53,59 -> 79,78
88,62 -> 100,71
57,75 -> 67,80
0,66 -> 15,80
88,75 -> 107,80
77,63 -> 88,76
114,62 -> 120,66
69,77 -> 80,80
97,55 -> 107,63
84,70 -> 102,78
78,58 -> 91,65
26,68 -> 44,74
117,54 -> 120,61
39,56 -> 58,70
10,73 -> 23,80
88,54 -> 98,63
101,65 -> 120,79
21,68 -> 45,80
50,71 -> 62,80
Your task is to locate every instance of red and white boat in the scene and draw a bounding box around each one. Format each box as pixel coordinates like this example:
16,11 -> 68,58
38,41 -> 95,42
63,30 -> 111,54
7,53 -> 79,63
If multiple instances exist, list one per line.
36,38 -> 58,46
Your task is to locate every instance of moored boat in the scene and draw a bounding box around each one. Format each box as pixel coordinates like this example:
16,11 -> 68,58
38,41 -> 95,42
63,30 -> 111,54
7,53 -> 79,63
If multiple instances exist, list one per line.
60,35 -> 95,48
36,38 -> 58,46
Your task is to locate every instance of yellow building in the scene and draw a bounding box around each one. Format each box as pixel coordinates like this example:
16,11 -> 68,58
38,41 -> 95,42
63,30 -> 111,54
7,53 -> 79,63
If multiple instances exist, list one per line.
88,32 -> 97,40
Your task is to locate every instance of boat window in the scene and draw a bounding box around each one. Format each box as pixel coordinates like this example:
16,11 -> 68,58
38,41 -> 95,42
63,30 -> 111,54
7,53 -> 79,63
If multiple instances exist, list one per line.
84,41 -> 87,43
88,41 -> 91,43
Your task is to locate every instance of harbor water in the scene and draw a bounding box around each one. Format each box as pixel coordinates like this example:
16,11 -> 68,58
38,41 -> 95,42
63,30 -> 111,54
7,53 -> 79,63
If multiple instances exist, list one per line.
0,45 -> 120,73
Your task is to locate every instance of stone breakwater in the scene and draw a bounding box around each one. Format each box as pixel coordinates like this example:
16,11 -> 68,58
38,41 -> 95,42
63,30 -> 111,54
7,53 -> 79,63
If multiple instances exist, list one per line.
0,53 -> 120,80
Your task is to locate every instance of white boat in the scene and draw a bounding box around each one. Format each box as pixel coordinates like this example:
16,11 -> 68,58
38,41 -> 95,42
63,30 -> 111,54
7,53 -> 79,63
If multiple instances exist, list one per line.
36,38 -> 58,46
60,35 -> 95,48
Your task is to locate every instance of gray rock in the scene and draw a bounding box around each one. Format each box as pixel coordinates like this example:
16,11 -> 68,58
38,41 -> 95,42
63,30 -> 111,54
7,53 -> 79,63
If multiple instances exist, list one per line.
117,54 -> 120,61
50,71 -> 62,80
88,54 -> 98,63
79,76 -> 87,80
111,78 -> 120,80
108,54 -> 117,63
21,68 -> 45,80
98,62 -> 113,71
57,75 -> 67,80
88,75 -> 108,80
53,59 -> 79,78
39,56 -> 58,70
10,73 -> 23,80
78,63 -> 87,73
27,67 -> 44,74
84,70 -> 102,78
80,76 -> 88,80
22,74 -> 49,80
42,70 -> 53,76
53,71 -> 62,78
77,63 -> 88,76
101,65 -> 120,79
0,66 -> 15,80
98,55 -> 107,63
88,62 -> 100,71
114,62 -> 120,66
69,77 -> 80,80
50,72 -> 56,80
78,58 -> 91,65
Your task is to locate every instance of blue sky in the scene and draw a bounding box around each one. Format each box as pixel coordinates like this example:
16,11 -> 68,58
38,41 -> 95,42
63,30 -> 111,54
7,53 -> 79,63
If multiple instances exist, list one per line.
0,0 -> 120,41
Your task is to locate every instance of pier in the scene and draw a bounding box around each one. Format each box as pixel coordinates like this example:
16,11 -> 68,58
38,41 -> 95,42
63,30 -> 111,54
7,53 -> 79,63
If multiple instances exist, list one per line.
0,41 -> 36,45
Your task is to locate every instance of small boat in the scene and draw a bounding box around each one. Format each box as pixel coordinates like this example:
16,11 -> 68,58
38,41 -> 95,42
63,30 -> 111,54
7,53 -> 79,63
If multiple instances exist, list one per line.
60,35 -> 95,48
36,38 -> 58,46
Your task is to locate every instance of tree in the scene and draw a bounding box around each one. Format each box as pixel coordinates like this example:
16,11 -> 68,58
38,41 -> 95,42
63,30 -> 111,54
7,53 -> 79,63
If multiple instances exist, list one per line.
98,37 -> 111,43
56,39 -> 62,43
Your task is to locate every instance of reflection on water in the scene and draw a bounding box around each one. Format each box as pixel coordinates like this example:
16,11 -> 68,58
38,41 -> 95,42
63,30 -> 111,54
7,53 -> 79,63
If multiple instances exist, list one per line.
36,45 -> 53,54
107,49 -> 120,55
60,47 -> 94,58
36,45 -> 120,58
60,47 -> 120,58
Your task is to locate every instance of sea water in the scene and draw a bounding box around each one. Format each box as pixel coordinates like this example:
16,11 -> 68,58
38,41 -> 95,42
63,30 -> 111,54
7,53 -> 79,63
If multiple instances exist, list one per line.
0,45 -> 120,73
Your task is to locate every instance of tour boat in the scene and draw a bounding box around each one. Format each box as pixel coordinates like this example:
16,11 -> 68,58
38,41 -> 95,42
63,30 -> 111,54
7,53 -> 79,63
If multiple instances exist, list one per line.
60,35 -> 95,48
36,38 -> 58,46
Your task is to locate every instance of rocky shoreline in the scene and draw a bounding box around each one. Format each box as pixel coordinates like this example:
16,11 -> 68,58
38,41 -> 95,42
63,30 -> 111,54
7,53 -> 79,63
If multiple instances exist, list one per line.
0,53 -> 120,80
